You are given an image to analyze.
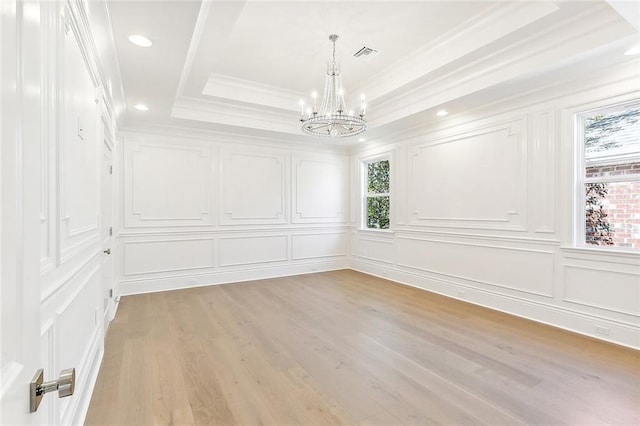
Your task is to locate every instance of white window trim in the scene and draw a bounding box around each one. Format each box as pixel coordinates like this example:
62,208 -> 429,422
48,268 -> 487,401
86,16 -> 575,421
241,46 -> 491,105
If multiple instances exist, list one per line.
361,155 -> 391,231
574,102 -> 640,251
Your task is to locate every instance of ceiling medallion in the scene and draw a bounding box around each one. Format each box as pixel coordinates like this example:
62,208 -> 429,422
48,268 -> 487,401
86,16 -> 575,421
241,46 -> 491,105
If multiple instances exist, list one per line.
299,34 -> 367,138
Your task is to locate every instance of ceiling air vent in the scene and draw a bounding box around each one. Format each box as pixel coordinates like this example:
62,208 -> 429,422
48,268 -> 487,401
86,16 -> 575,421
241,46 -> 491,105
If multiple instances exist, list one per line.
353,46 -> 380,58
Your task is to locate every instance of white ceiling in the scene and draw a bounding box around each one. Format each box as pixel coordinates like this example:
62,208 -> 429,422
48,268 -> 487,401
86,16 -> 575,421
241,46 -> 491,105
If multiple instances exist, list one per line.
106,0 -> 640,144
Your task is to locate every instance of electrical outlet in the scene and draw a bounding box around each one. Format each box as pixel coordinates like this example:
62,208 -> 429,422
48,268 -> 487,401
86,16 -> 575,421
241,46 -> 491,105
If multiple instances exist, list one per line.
595,326 -> 610,336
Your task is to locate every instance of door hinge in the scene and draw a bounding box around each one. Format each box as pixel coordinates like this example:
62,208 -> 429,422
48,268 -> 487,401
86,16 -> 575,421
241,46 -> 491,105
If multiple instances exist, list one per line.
109,165 -> 113,174
109,289 -> 113,298
109,226 -> 113,236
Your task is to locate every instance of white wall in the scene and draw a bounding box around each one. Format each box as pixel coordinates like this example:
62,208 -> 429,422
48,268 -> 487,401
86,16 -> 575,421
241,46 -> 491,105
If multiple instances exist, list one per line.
116,132 -> 350,295
351,61 -> 640,349
36,1 -> 117,424
116,63 -> 639,350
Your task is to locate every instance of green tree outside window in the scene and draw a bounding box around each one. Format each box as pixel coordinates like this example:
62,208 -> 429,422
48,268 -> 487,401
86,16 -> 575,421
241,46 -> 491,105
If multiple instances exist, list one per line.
366,160 -> 390,229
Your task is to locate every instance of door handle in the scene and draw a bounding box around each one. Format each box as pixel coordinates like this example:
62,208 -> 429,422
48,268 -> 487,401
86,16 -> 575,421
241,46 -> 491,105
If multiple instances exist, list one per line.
30,368 -> 75,412
103,248 -> 111,255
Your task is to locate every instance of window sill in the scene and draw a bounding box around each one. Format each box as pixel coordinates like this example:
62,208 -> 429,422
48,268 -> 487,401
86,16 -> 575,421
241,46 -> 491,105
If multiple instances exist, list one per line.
561,246 -> 640,264
357,228 -> 395,236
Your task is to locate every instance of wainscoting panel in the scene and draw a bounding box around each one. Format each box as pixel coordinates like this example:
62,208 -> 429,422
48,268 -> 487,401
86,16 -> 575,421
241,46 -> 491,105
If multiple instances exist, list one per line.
563,265 -> 639,316
530,109 -> 556,234
219,235 -> 288,266
125,140 -> 214,227
396,236 -> 554,297
220,148 -> 287,225
60,20 -> 99,257
123,238 -> 215,276
292,155 -> 347,223
55,264 -> 101,380
291,232 -> 348,260
355,236 -> 395,264
407,118 -> 527,231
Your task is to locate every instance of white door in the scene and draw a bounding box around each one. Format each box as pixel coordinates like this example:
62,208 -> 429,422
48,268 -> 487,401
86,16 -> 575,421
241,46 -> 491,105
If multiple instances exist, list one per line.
101,139 -> 113,326
1,1 -> 43,423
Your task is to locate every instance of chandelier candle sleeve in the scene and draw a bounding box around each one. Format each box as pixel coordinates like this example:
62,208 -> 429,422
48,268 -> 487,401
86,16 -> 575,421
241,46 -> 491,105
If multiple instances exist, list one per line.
299,34 -> 367,138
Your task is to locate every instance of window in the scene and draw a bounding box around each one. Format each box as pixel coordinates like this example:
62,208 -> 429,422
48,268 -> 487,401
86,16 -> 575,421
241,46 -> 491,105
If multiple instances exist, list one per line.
577,104 -> 640,250
364,158 -> 390,229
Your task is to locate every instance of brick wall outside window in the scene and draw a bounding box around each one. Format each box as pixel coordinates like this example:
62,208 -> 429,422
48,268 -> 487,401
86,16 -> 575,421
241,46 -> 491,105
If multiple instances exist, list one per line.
586,162 -> 640,248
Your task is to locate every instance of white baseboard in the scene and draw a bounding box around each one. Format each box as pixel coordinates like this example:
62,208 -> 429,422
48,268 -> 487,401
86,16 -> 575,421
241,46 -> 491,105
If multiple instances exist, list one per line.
118,259 -> 350,296
351,260 -> 640,350
115,255 -> 638,349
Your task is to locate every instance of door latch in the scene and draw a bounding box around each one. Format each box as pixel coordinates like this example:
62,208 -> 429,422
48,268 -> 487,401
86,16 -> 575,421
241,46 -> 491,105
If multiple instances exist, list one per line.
30,368 -> 75,412
103,248 -> 111,255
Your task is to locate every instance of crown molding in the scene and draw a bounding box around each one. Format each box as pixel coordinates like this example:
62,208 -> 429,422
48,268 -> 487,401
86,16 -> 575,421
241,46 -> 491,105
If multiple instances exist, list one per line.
367,3 -> 630,128
354,1 -> 560,102
119,122 -> 351,153
172,95 -> 299,135
203,74 -> 302,112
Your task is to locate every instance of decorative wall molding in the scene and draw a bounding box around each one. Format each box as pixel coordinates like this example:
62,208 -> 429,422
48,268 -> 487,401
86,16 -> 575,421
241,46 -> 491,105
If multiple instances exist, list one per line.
396,236 -> 555,298
40,2 -> 61,275
407,117 -> 528,231
219,148 -> 287,225
41,250 -> 101,307
54,263 -> 100,422
291,232 -> 348,260
218,235 -> 288,266
354,237 -> 395,265
58,12 -> 100,258
125,141 -> 214,227
292,155 -> 347,223
122,238 -> 215,276
562,264 -> 640,317
36,3 -> 115,425
530,109 -> 556,234
60,233 -> 100,265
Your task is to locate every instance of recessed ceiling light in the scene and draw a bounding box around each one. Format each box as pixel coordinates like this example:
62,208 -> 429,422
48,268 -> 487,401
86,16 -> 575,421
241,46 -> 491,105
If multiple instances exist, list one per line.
436,110 -> 449,117
128,34 -> 152,48
358,138 -> 366,142
134,104 -> 149,111
624,44 -> 640,56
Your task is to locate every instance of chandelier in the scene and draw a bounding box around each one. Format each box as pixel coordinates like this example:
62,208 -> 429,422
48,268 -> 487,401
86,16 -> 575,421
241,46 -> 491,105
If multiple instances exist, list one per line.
299,34 -> 367,138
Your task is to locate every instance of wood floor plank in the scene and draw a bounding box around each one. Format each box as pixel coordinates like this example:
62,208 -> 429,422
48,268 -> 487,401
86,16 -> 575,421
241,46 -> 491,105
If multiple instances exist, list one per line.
86,270 -> 640,425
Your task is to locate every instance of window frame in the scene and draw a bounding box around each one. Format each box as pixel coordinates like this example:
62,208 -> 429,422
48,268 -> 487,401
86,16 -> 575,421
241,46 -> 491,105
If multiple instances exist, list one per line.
574,101 -> 640,251
361,155 -> 391,231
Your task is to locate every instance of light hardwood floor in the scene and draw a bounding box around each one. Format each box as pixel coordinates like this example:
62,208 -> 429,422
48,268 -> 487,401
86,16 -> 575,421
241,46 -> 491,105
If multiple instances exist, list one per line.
85,270 -> 639,425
